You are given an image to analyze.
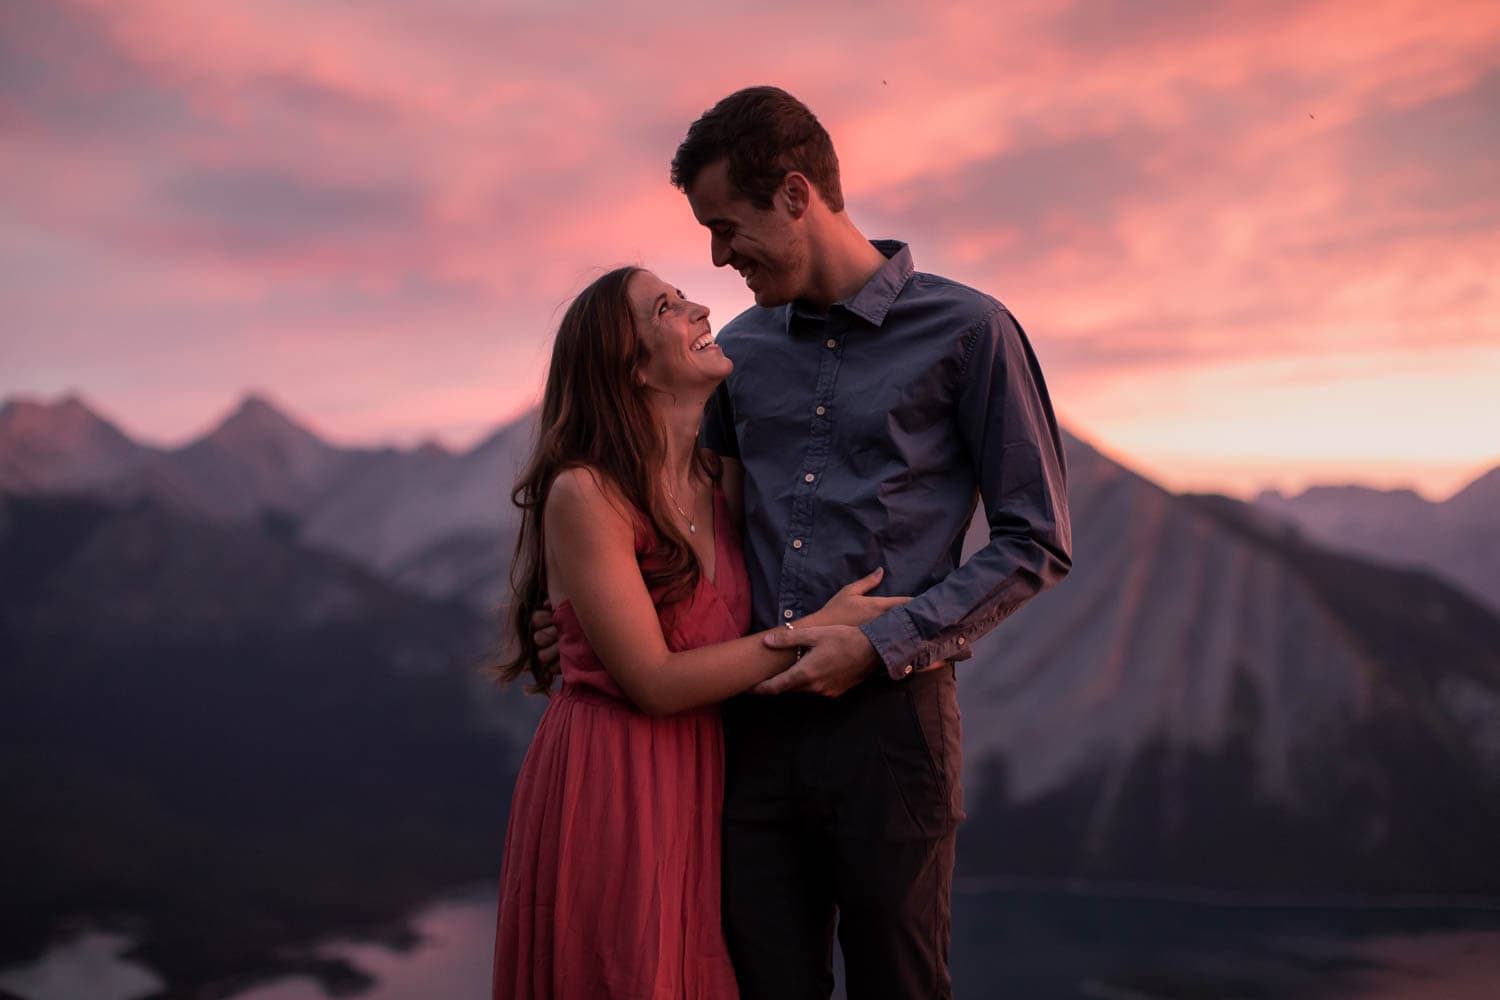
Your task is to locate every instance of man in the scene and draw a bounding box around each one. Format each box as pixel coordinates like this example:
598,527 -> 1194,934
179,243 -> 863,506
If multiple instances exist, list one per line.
540,87 -> 1071,998
676,86 -> 1070,1000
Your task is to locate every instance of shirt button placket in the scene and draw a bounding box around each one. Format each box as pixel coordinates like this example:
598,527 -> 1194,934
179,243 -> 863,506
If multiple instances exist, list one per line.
779,324 -> 840,630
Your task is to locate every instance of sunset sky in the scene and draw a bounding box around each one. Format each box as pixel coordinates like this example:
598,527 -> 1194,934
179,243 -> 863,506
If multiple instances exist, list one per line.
3,0 -> 1497,498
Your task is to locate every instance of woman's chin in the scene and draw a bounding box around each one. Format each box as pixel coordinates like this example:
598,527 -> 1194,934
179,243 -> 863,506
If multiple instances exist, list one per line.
700,350 -> 733,382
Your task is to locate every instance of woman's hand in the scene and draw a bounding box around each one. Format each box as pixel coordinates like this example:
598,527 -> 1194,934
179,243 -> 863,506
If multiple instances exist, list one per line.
804,567 -> 909,629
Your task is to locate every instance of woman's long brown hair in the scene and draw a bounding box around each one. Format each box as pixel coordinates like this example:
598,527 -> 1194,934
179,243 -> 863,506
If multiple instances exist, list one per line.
497,266 -> 717,694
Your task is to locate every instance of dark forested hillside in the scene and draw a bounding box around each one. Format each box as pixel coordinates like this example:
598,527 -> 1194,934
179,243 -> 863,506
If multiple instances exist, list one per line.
0,493 -> 540,1000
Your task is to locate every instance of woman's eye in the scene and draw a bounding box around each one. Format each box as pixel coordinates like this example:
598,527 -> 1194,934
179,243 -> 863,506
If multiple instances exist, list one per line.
658,301 -> 671,316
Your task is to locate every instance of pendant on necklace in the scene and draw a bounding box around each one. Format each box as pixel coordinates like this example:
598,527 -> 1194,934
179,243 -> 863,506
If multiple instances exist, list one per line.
688,523 -> 696,534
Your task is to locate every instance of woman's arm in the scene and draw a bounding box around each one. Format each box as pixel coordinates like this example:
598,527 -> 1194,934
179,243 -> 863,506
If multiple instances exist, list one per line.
546,467 -> 898,717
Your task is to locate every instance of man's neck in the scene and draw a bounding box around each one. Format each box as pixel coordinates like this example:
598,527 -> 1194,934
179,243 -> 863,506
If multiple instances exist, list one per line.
800,214 -> 888,310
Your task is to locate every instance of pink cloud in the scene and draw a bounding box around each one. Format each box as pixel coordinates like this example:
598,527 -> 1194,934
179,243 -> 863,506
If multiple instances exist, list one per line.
3,0 -> 1498,493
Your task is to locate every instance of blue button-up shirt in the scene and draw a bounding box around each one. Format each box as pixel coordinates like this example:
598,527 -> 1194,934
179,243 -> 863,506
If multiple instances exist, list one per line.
703,240 -> 1072,679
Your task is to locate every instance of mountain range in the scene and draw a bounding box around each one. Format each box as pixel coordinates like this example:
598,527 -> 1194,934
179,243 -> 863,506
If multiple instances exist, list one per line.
1256,474 -> 1500,614
8,391 -> 1497,623
4,391 -> 1499,995
0,393 -> 530,609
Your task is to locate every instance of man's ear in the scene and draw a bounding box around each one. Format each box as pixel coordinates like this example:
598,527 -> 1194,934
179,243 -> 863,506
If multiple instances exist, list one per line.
780,172 -> 812,219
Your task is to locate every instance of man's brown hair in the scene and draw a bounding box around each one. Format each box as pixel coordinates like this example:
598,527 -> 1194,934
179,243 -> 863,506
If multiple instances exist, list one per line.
671,86 -> 844,213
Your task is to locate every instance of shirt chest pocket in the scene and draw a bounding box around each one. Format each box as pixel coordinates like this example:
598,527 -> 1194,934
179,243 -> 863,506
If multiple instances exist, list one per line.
838,362 -> 957,480
734,391 -> 817,459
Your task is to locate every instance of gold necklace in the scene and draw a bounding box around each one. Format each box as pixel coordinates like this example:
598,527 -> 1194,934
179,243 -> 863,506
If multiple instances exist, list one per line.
663,480 -> 697,535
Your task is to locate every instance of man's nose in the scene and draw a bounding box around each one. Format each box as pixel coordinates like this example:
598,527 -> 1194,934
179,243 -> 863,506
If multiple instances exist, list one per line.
710,234 -> 731,268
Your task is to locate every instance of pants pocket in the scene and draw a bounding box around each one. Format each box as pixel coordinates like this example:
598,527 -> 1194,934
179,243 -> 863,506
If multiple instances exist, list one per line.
868,675 -> 959,839
904,667 -> 965,825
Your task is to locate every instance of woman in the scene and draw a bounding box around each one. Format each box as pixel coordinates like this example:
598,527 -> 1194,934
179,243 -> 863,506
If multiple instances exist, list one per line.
492,266 -> 900,999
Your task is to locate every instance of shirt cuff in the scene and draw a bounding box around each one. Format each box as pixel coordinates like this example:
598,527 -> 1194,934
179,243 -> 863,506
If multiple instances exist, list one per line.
859,608 -> 924,681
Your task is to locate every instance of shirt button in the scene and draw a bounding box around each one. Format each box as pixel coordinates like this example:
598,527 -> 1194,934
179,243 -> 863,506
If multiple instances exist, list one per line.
825,338 -> 837,349
957,636 -> 966,646
783,609 -> 795,620
903,664 -> 913,675
815,405 -> 826,416
792,538 -> 803,549
803,472 -> 815,483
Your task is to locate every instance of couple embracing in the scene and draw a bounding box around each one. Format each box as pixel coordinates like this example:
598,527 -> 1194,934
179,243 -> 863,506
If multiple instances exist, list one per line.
492,87 -> 1072,999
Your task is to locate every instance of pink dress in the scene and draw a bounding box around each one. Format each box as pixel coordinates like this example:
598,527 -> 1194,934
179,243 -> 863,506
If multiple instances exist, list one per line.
493,487 -> 748,999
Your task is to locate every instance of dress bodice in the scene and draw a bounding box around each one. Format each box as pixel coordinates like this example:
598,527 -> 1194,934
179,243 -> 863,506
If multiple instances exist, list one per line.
551,485 -> 751,705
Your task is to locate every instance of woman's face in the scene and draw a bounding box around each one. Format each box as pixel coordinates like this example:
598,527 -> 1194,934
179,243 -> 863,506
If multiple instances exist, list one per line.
627,270 -> 731,396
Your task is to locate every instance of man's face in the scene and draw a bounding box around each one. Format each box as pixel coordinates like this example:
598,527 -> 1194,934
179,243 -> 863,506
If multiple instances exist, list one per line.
685,159 -> 808,308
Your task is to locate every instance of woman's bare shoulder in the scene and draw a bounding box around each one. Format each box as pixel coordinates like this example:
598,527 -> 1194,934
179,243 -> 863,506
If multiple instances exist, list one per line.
547,465 -> 633,529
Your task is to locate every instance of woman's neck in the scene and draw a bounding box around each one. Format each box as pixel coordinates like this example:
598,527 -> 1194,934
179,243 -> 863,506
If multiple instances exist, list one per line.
654,395 -> 706,486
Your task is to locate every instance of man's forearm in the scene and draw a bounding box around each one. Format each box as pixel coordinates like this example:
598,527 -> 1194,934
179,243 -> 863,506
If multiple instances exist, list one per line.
860,523 -> 1070,677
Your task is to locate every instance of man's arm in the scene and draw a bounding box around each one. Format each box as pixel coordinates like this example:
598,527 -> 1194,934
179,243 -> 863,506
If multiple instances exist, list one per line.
858,305 -> 1072,678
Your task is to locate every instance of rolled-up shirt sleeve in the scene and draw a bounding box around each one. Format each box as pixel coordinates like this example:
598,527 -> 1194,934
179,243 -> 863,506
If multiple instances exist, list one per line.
860,307 -> 1072,678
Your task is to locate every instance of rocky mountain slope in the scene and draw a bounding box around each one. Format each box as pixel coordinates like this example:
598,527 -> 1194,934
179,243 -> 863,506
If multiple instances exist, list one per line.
955,435 -> 1500,892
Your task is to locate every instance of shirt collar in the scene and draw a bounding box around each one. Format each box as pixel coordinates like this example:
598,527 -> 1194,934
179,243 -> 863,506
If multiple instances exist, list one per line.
786,240 -> 914,332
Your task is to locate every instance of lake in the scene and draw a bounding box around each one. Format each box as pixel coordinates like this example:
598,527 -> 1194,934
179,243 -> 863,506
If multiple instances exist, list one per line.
5,882 -> 1498,999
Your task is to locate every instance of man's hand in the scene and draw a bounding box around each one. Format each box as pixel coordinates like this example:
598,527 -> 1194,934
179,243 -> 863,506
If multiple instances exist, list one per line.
531,606 -> 559,667
754,625 -> 882,697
